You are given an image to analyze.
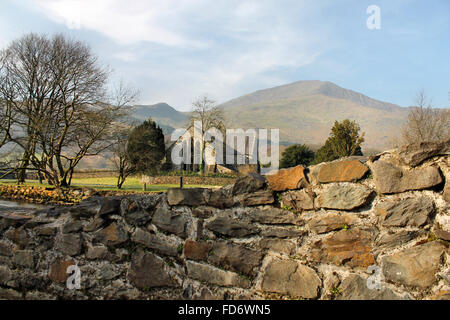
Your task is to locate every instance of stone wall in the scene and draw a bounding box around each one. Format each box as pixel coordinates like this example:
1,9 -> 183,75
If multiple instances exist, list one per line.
0,141 -> 448,300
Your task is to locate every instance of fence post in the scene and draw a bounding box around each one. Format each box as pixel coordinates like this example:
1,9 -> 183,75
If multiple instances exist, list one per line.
180,176 -> 184,189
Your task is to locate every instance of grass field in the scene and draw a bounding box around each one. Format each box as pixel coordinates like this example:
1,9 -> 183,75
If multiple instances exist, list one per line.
0,176 -> 218,193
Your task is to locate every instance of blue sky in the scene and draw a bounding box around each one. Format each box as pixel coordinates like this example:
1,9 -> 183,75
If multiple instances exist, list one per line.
0,0 -> 449,111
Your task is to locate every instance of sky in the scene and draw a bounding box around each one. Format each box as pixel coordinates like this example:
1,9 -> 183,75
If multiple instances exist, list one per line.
0,0 -> 449,111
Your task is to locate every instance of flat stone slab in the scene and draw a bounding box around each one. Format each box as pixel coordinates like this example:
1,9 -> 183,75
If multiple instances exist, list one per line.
232,173 -> 266,195
207,241 -> 263,276
310,228 -> 375,268
206,211 -> 259,237
318,160 -> 369,183
260,257 -> 321,299
375,196 -> 434,227
307,212 -> 356,234
370,160 -> 443,194
337,274 -> 410,300
266,165 -> 307,191
128,250 -> 176,289
167,188 -> 207,206
398,139 -> 450,166
186,260 -> 250,288
249,207 -> 302,225
316,184 -> 372,210
281,190 -> 315,211
382,241 -> 446,288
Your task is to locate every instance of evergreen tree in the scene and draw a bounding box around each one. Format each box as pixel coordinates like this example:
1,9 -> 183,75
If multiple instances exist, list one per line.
280,144 -> 315,168
127,118 -> 165,175
313,119 -> 365,164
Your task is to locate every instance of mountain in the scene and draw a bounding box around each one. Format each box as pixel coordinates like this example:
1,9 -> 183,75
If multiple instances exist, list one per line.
130,81 -> 410,152
218,80 -> 410,151
132,103 -> 188,131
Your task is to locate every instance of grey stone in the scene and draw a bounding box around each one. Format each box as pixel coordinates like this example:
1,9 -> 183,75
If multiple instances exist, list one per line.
121,198 -> 153,226
307,212 -> 356,234
434,228 -> 450,241
13,250 -> 34,268
128,250 -> 176,289
0,240 -> 13,257
62,219 -> 83,233
261,226 -> 306,238
167,188 -> 207,206
207,241 -> 263,276
376,230 -> 424,250
83,217 -> 105,232
375,196 -> 434,227
316,184 -> 372,210
86,245 -> 109,260
97,265 -> 120,281
98,197 -> 122,217
241,190 -> 274,206
337,274 -> 409,300
0,212 -> 32,225
5,227 -> 29,246
206,187 -> 235,208
370,160 -> 443,194
444,182 -> 450,202
382,241 -> 445,288
186,260 -> 250,288
184,240 -> 213,261
281,190 -> 315,211
57,233 -> 82,256
0,266 -> 12,285
206,211 -> 259,237
131,228 -> 181,257
152,207 -> 188,238
192,206 -> 216,219
0,288 -> 22,299
69,199 -> 101,218
34,224 -> 58,236
232,173 -> 266,195
25,291 -> 56,300
250,207 -> 302,225
259,238 -> 296,255
398,139 -> 450,166
261,257 -> 321,299
94,222 -> 128,247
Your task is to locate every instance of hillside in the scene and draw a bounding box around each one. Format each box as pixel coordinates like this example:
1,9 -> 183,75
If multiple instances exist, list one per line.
133,103 -> 188,130
218,80 -> 410,151
131,81 -> 410,152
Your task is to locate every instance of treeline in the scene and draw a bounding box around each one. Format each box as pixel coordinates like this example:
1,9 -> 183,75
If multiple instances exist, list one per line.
280,95 -> 449,169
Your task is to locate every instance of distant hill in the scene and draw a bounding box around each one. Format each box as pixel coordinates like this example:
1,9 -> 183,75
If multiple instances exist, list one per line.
132,103 -> 188,131
218,80 -> 410,151
130,81 -> 411,152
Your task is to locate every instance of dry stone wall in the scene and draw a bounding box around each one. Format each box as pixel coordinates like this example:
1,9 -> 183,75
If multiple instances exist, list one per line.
0,141 -> 449,300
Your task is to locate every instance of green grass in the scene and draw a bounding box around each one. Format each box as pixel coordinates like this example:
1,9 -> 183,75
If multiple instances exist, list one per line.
0,177 -> 218,193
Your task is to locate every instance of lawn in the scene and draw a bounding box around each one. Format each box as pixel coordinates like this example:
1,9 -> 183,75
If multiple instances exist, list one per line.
0,176 -> 218,193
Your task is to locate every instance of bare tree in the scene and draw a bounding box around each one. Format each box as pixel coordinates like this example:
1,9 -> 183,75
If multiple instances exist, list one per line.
189,95 -> 225,172
110,127 -> 135,189
0,33 -> 137,187
401,89 -> 450,145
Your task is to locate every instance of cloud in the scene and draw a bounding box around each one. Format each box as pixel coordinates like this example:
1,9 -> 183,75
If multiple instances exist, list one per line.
31,0 -> 190,46
29,0 -> 335,107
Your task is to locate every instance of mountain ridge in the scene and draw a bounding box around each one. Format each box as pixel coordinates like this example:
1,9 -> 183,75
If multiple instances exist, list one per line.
132,80 -> 410,151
